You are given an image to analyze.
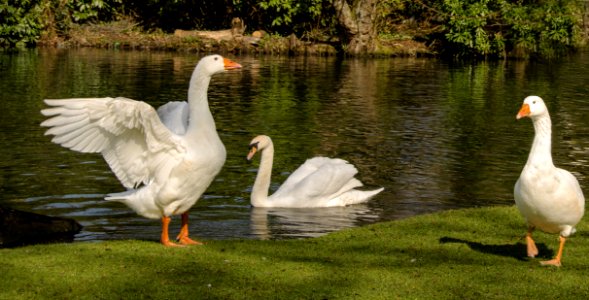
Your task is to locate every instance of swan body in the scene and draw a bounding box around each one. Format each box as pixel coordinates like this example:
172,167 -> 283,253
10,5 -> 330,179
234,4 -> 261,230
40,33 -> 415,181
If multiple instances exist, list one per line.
514,95 -> 585,266
246,135 -> 383,208
41,55 -> 242,246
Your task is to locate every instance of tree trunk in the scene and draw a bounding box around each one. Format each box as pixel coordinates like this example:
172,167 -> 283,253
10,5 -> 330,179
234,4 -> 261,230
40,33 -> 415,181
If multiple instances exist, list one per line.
332,0 -> 378,55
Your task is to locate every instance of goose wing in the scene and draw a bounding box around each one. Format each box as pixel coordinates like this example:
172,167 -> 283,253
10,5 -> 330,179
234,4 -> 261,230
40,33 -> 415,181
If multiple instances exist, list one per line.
41,97 -> 184,189
157,101 -> 189,135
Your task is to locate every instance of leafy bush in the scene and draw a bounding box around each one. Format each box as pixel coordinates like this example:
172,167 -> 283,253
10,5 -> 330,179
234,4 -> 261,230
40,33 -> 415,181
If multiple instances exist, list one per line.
67,0 -> 121,22
247,0 -> 336,36
0,0 -> 122,48
0,0 -> 45,48
440,0 -> 582,58
0,0 -> 584,58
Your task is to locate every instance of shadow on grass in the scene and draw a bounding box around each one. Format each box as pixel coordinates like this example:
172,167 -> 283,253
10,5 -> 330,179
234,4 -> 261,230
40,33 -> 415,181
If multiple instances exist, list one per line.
439,237 -> 554,261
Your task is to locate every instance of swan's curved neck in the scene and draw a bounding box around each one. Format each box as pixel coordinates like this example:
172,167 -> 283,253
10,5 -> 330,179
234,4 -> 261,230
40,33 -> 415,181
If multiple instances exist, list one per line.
186,70 -> 216,136
527,114 -> 554,168
251,144 -> 274,207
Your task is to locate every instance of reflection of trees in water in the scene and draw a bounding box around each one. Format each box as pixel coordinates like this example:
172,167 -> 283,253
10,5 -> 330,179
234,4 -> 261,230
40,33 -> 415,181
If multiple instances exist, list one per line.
310,58 -> 461,217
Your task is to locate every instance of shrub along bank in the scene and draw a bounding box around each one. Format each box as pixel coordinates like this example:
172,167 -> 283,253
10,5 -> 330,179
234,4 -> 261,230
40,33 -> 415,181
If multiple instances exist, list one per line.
1,0 -> 587,58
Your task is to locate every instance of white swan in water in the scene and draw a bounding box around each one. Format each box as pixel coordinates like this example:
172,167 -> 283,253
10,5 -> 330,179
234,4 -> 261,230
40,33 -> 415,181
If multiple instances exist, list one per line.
514,95 -> 585,266
246,135 -> 384,208
41,54 -> 242,246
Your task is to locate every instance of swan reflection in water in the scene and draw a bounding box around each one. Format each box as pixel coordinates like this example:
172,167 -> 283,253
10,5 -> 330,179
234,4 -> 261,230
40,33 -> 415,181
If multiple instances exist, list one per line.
250,204 -> 379,239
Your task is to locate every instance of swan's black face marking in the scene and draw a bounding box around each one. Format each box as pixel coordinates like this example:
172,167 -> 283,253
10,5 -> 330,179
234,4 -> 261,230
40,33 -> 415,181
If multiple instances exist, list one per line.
249,141 -> 259,149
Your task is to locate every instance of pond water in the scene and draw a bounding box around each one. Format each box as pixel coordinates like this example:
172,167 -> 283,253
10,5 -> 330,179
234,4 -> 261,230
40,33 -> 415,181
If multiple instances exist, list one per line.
1,48 -> 588,242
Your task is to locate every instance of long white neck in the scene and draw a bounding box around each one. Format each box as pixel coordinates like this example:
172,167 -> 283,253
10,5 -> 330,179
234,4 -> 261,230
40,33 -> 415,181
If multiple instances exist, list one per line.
186,67 -> 216,137
526,113 -> 554,169
251,143 -> 274,207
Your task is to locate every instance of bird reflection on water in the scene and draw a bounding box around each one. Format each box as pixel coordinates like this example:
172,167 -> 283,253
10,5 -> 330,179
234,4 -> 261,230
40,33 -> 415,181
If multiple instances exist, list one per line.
250,205 -> 378,239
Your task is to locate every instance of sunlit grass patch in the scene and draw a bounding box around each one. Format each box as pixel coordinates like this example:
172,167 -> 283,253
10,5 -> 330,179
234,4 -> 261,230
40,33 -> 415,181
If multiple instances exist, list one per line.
1,206 -> 588,299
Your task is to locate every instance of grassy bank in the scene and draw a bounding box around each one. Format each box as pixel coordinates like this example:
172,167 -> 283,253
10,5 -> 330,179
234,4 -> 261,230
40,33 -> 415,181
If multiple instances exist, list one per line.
1,206 -> 588,299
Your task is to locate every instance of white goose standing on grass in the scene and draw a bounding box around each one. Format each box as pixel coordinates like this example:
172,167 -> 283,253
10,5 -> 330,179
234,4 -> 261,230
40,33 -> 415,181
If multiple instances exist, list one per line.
41,54 -> 242,246
514,95 -> 585,266
246,135 -> 384,208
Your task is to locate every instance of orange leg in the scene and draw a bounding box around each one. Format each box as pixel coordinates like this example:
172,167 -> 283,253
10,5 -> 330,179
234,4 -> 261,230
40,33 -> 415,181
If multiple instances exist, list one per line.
525,228 -> 539,258
160,216 -> 180,247
176,212 -> 203,245
540,236 -> 565,267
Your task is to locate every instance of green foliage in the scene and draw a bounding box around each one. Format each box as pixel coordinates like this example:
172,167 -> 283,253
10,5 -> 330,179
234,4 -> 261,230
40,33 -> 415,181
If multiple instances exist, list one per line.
0,0 -> 45,48
376,0 -> 406,35
67,0 -> 121,22
253,0 -> 335,36
0,0 -> 585,58
55,0 -> 123,29
258,0 -> 299,26
440,0 -> 582,58
0,0 -> 123,48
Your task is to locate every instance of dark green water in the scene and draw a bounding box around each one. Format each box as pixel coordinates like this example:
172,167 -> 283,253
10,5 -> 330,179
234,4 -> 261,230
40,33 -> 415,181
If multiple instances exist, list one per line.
1,48 -> 588,241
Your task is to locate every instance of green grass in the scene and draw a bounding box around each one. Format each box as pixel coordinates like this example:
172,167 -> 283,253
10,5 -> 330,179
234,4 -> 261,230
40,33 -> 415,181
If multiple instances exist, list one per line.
1,206 -> 588,299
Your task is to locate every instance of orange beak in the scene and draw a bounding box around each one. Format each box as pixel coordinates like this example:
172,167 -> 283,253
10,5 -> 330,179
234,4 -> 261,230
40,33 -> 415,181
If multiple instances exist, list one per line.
224,58 -> 242,70
516,103 -> 530,120
247,146 -> 258,161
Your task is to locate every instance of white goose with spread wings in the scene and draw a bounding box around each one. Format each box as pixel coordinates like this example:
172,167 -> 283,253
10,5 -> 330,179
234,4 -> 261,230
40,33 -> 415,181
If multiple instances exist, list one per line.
41,54 -> 241,246
514,95 -> 585,266
246,135 -> 383,208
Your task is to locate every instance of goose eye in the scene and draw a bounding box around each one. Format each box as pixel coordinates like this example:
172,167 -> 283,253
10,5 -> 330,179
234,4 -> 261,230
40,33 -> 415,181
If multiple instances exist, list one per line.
532,100 -> 536,104
214,57 -> 219,61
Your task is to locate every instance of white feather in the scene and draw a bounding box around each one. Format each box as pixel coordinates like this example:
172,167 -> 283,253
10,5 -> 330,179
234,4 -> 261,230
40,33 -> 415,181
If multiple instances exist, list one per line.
157,101 -> 190,135
247,135 -> 383,208
514,95 -> 585,266
41,55 -> 240,227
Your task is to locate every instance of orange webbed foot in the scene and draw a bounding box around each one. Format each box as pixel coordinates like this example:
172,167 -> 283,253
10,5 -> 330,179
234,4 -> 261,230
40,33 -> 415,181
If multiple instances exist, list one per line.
160,216 -> 186,247
175,212 -> 203,245
161,239 -> 184,247
177,236 -> 204,245
539,236 -> 566,267
540,259 -> 562,267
